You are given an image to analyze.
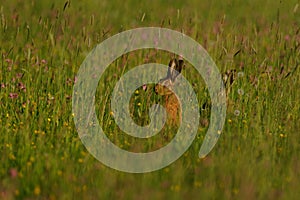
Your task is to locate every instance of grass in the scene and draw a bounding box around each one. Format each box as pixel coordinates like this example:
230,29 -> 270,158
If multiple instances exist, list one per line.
0,0 -> 299,199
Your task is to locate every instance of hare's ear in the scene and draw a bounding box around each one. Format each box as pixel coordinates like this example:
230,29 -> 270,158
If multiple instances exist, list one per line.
177,58 -> 184,73
167,58 -> 180,82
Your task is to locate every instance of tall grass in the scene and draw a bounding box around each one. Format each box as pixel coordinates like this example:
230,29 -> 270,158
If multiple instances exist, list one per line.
0,0 -> 299,199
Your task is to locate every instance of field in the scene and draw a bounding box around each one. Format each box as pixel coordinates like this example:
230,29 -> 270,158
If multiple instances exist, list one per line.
1,0 -> 300,199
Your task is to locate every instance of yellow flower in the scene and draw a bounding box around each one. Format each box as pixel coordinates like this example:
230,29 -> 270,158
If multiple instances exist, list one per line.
34,186 -> 41,196
279,133 -> 286,138
57,170 -> 62,176
233,188 -> 239,194
171,185 -> 181,192
14,189 -> 20,196
9,153 -> 16,160
137,102 -> 142,106
194,181 -> 202,188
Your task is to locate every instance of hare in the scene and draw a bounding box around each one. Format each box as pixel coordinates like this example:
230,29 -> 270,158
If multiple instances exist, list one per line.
155,58 -> 185,126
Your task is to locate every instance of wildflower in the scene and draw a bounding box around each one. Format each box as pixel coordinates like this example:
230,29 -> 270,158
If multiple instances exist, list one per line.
237,71 -> 244,78
137,102 -> 142,106
22,102 -> 26,108
1,83 -> 6,88
66,78 -> 73,85
14,190 -> 19,196
18,82 -> 26,92
234,110 -> 240,116
47,93 -> 54,100
9,168 -> 18,178
57,170 -> 62,176
135,90 -> 139,95
41,59 -> 47,64
284,35 -> 290,41
279,133 -> 287,138
237,88 -> 244,95
194,181 -> 202,188
171,185 -> 181,192
9,93 -> 18,99
233,188 -> 239,194
34,186 -> 41,196
16,73 -> 23,79
5,58 -> 12,63
142,84 -> 147,91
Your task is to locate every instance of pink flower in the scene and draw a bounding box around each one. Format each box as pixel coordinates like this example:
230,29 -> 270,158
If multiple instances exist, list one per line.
9,93 -> 18,99
5,59 -> 12,63
18,82 -> 26,92
9,168 -> 18,178
284,35 -> 290,41
142,84 -> 147,91
16,73 -> 23,79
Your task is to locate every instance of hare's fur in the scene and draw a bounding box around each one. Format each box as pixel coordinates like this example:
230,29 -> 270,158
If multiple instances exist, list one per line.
155,58 -> 185,125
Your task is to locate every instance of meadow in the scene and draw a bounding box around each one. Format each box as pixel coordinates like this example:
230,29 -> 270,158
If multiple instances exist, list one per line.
0,0 -> 299,199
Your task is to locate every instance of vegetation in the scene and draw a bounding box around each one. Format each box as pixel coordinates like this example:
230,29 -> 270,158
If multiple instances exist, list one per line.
0,0 -> 299,199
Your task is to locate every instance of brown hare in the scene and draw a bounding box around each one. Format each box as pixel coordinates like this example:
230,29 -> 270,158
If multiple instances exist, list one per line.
155,58 -> 185,126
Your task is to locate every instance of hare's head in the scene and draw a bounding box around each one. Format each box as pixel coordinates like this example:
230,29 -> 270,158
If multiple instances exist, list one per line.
155,58 -> 185,96
154,58 -> 185,126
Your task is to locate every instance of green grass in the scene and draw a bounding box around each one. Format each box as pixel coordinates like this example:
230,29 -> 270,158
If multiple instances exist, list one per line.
1,0 -> 299,199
